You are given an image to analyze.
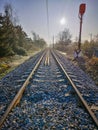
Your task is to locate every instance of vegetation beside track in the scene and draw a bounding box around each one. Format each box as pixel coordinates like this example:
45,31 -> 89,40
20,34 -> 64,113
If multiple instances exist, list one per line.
0,3 -> 47,79
0,50 -> 40,79
71,56 -> 98,86
63,54 -> 98,86
56,45 -> 98,86
54,30 -> 98,86
86,57 -> 98,86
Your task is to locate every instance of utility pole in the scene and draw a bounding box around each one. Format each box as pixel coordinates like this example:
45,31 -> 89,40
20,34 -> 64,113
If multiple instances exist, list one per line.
89,33 -> 92,42
46,0 -> 50,44
78,3 -> 86,51
53,35 -> 54,49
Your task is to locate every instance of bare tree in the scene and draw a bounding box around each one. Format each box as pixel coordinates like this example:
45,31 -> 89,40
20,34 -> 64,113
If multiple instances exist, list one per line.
4,3 -> 19,26
4,3 -> 13,20
32,32 -> 40,41
55,28 -> 72,51
57,28 -> 72,46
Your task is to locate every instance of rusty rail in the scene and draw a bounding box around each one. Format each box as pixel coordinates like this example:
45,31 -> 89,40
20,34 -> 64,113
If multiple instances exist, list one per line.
51,50 -> 98,127
0,51 -> 45,129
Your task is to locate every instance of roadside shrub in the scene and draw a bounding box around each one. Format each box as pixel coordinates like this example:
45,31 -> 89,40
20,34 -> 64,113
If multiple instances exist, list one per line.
87,57 -> 98,74
0,46 -> 15,57
0,63 -> 10,73
88,57 -> 98,70
13,46 -> 27,56
86,57 -> 98,85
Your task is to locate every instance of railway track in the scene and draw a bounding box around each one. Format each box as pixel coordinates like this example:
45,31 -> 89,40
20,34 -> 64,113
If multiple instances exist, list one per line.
54,50 -> 98,119
0,51 -> 46,127
0,49 -> 98,129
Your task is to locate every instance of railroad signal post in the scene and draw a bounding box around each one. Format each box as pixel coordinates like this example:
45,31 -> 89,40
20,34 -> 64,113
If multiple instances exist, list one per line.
78,3 -> 86,51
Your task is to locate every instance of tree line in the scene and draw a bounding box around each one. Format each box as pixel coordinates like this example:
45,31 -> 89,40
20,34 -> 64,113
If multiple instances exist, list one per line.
0,4 -> 46,57
54,28 -> 98,58
54,28 -> 72,52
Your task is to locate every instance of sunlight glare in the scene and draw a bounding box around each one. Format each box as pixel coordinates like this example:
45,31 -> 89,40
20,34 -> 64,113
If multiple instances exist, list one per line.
60,17 -> 66,25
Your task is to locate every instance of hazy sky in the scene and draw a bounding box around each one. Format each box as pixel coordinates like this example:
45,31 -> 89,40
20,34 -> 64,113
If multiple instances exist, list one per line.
0,0 -> 98,44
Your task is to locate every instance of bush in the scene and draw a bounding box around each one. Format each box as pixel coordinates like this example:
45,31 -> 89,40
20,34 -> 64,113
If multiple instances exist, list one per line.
0,63 -> 10,73
13,46 -> 27,56
0,46 -> 15,57
88,57 -> 98,70
86,57 -> 98,85
82,41 -> 98,58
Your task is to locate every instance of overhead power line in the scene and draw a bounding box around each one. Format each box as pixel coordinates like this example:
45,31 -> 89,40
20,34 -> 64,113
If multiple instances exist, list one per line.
46,0 -> 50,43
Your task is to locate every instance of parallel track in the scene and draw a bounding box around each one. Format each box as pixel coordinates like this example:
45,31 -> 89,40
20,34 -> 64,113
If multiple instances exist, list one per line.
51,50 -> 98,127
0,51 -> 46,129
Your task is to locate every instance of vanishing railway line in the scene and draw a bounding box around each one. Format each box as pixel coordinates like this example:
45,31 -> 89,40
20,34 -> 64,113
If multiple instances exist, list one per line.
0,49 -> 98,129
0,51 -> 46,126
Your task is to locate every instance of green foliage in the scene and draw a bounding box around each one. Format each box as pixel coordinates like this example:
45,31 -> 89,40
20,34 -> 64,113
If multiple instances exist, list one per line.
0,62 -> 10,74
0,11 -> 14,56
0,3 -> 47,57
13,46 -> 27,56
0,46 -> 14,57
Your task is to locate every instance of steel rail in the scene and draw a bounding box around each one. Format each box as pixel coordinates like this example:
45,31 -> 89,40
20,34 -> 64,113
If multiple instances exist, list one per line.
0,51 -> 46,129
51,50 -> 98,127
45,50 -> 50,66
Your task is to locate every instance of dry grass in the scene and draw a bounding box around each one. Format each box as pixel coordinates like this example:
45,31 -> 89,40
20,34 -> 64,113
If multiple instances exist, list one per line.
0,51 -> 39,79
58,50 -> 98,86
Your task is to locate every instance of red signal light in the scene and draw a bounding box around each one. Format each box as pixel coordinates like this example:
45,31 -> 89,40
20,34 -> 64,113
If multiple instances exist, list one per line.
79,4 -> 86,15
